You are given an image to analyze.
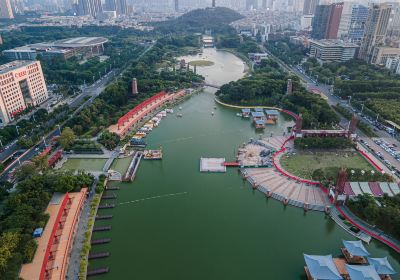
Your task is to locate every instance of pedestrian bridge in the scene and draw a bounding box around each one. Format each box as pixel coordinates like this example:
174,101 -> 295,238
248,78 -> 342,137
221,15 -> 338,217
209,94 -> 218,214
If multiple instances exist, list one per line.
204,83 -> 220,89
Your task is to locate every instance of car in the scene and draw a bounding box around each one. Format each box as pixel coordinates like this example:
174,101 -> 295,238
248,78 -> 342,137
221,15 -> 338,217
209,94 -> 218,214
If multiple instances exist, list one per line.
34,147 -> 40,152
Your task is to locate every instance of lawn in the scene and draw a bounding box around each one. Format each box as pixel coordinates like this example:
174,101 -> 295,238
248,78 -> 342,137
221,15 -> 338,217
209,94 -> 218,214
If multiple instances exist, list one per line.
280,151 -> 373,181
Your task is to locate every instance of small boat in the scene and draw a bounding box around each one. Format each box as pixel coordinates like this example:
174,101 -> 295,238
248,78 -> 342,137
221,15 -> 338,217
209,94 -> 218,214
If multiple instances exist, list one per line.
211,111 -> 214,115
179,107 -> 182,110
236,113 -> 242,117
166,109 -> 174,113
214,106 -> 217,109
135,132 -> 147,137
177,113 -> 183,118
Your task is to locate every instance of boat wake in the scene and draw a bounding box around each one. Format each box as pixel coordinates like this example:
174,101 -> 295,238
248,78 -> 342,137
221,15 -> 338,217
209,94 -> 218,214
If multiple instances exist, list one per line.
119,192 -> 188,206
158,128 -> 245,144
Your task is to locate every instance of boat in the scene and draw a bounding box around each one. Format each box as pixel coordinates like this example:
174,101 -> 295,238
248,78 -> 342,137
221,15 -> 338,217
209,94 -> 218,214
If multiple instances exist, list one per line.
177,113 -> 183,118
135,132 -> 147,137
179,106 -> 182,110
166,109 -> 174,113
130,138 -> 147,148
211,111 -> 214,115
143,149 -> 162,160
133,134 -> 144,139
236,113 -> 242,117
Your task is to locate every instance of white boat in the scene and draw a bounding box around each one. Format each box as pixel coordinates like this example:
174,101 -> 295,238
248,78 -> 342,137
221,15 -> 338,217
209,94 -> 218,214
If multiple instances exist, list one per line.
179,107 -> 182,110
166,109 -> 174,113
236,113 -> 242,117
177,113 -> 183,118
211,111 -> 214,115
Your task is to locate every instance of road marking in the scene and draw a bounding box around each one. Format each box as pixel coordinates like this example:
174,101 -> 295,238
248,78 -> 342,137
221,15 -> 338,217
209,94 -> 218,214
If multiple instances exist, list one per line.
119,192 -> 188,205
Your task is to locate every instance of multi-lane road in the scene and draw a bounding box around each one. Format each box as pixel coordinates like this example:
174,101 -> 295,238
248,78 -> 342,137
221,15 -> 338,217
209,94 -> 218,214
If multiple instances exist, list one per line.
0,43 -> 154,182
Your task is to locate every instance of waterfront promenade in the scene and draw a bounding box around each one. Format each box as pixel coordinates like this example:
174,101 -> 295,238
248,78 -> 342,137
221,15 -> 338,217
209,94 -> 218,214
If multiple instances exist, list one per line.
108,90 -> 186,137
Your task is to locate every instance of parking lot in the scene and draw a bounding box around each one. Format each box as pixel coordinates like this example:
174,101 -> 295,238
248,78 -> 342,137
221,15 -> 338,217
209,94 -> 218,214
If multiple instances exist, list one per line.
360,137 -> 400,178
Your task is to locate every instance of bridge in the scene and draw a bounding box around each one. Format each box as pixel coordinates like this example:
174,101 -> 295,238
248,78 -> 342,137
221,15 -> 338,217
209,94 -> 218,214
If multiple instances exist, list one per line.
204,83 -> 220,89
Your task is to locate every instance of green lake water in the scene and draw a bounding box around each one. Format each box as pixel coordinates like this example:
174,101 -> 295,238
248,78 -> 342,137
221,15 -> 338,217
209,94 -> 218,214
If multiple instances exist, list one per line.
81,48 -> 399,279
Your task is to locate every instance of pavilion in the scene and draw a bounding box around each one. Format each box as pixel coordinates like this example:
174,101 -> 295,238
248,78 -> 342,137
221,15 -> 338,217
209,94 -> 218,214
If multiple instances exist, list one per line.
368,257 -> 397,279
241,108 -> 251,117
265,109 -> 279,120
254,108 -> 264,112
254,119 -> 266,129
345,264 -> 380,280
303,254 -> 343,280
341,240 -> 370,264
251,111 -> 265,122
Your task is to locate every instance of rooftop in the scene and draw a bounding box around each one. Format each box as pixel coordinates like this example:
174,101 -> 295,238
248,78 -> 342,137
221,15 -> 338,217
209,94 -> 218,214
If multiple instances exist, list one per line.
310,39 -> 358,48
0,60 -> 36,75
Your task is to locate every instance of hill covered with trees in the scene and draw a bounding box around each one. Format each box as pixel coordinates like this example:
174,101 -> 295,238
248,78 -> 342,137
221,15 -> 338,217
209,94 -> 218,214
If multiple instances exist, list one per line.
154,7 -> 243,34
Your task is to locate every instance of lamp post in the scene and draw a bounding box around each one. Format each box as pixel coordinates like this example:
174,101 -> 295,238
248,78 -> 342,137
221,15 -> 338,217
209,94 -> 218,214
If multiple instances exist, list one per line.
15,125 -> 19,136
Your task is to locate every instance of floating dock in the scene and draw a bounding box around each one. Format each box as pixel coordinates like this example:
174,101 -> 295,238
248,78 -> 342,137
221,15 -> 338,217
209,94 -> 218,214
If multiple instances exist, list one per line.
123,151 -> 143,182
95,215 -> 113,220
98,204 -> 115,209
200,157 -> 226,172
91,238 -> 111,245
143,149 -> 163,160
93,226 -> 112,232
101,194 -> 117,200
106,186 -> 120,190
87,267 -> 109,277
88,252 -> 111,260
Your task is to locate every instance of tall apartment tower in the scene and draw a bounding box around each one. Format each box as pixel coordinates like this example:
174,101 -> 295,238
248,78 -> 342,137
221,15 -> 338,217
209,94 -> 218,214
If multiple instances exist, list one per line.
174,0 -> 178,12
132,78 -> 138,95
303,0 -> 319,15
358,3 -> 392,62
78,0 -> 102,17
311,3 -> 343,39
0,0 -> 14,19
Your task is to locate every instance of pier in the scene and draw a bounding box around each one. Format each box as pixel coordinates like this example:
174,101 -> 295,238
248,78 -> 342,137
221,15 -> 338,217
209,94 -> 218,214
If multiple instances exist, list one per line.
102,151 -> 119,172
91,238 -> 111,245
95,215 -> 113,220
98,204 -> 115,209
123,151 -> 143,182
87,267 -> 109,277
200,157 -> 226,172
93,226 -> 112,232
101,194 -> 117,200
106,186 -> 120,190
88,252 -> 111,260
223,161 -> 240,167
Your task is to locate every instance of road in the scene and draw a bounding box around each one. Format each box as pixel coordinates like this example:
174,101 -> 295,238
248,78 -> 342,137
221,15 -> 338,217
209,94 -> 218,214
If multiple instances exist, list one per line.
262,45 -> 400,178
0,43 -> 154,182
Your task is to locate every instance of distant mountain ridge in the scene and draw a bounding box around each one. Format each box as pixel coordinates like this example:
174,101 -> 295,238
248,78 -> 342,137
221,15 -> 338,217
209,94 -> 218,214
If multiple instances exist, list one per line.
154,7 -> 243,33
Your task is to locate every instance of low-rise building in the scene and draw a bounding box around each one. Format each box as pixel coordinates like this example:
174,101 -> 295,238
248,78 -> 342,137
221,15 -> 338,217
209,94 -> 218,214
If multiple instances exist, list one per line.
0,60 -> 48,125
370,47 -> 400,65
3,36 -> 108,61
309,39 -> 358,62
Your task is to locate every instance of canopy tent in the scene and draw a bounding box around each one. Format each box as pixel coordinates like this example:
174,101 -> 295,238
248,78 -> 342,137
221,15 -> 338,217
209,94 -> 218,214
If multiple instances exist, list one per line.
255,119 -> 265,126
368,257 -> 397,275
343,240 -> 370,257
304,254 -> 343,280
241,108 -> 251,113
346,265 -> 380,280
254,108 -> 264,112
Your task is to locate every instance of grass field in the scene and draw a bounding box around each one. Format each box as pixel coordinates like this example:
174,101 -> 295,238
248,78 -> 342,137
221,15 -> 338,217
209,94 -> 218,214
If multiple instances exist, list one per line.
188,60 -> 214,67
280,151 -> 373,180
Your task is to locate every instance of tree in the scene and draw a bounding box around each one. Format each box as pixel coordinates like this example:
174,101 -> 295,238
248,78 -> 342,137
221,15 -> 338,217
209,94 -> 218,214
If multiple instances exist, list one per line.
15,162 -> 36,181
58,127 -> 76,149
32,155 -> 48,173
0,232 -> 20,271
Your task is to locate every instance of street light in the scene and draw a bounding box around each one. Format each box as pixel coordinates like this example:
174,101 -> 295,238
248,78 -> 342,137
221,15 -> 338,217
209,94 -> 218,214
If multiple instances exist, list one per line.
57,124 -> 61,134
43,136 -> 47,147
15,125 -> 19,136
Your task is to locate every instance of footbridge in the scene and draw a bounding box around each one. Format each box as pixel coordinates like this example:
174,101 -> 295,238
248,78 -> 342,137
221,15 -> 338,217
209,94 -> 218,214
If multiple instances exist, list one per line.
204,83 -> 220,89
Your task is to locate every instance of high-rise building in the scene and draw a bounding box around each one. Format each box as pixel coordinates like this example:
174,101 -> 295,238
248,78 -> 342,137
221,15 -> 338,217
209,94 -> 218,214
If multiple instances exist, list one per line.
77,0 -> 102,17
347,4 -> 368,43
0,0 -> 14,19
358,3 -> 392,62
246,0 -> 257,10
174,0 -> 178,11
387,5 -> 400,37
311,3 -> 343,39
303,0 -> 318,15
0,60 -> 48,125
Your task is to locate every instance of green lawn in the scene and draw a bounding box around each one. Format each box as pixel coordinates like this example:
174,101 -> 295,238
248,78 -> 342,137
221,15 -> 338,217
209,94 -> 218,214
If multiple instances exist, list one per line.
280,151 -> 373,181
